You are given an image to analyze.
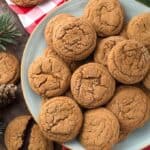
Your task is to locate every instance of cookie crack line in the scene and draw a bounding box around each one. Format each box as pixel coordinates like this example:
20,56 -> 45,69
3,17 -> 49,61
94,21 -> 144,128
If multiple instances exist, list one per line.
112,49 -> 146,78
19,119 -> 34,150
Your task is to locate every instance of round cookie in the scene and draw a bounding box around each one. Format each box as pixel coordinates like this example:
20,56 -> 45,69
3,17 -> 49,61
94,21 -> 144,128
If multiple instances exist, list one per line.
52,18 -> 97,61
5,115 -> 53,150
107,40 -> 150,84
5,115 -> 31,150
120,23 -> 128,38
28,55 -> 71,98
11,0 -> 43,7
79,108 -> 120,150
28,124 -> 53,150
107,86 -> 150,134
71,63 -> 116,108
83,0 -> 124,37
45,14 -> 75,49
39,96 -> 83,143
143,69 -> 150,90
0,52 -> 19,84
127,13 -> 150,50
44,47 -> 58,58
94,36 -> 125,66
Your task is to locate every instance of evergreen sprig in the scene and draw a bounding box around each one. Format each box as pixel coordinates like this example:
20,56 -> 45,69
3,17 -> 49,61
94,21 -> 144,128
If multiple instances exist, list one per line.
136,0 -> 150,7
0,13 -> 21,50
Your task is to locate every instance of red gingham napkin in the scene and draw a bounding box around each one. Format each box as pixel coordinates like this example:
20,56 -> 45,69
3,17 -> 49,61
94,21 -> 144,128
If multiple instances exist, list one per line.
5,0 -> 67,33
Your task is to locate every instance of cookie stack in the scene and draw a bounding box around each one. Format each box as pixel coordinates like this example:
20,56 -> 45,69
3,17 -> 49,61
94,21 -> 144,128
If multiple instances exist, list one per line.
28,0 -> 150,149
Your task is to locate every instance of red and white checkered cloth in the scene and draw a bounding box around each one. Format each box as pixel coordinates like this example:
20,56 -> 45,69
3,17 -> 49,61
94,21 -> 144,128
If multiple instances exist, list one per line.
5,0 -> 67,33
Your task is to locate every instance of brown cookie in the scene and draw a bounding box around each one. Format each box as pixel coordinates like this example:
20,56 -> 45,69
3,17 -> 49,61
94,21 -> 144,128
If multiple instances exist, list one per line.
45,14 -> 75,49
94,36 -> 125,66
79,108 -> 120,150
107,86 -> 150,134
71,63 -> 116,108
28,124 -> 53,150
118,131 -> 129,142
39,96 -> 83,143
120,23 -> 128,38
0,52 -> 19,84
44,47 -> 81,72
5,115 -> 53,150
11,0 -> 43,7
83,0 -> 124,37
127,13 -> 150,50
52,18 -> 97,61
143,69 -> 150,90
107,40 -> 150,84
5,115 -> 31,150
65,90 -> 74,99
44,47 -> 58,58
28,55 -> 71,98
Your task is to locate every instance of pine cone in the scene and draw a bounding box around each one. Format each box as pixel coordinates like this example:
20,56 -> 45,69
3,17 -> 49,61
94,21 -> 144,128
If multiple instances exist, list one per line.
0,84 -> 17,107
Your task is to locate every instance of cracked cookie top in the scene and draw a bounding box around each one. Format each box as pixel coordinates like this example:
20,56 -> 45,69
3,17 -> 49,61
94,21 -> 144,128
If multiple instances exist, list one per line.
79,108 -> 120,150
52,18 -> 97,61
5,115 -> 31,150
83,0 -> 124,37
28,124 -> 53,150
28,55 -> 71,98
127,13 -> 150,50
39,96 -> 83,143
107,86 -> 150,133
107,40 -> 150,84
71,63 -> 116,108
45,14 -> 75,49
0,52 -> 19,84
94,36 -> 125,66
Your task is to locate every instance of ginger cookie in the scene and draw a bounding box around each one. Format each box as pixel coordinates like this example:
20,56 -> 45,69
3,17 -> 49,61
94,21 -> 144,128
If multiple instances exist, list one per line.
107,40 -> 150,84
45,14 -> 75,49
120,23 -> 128,38
44,47 -> 58,58
28,55 -> 71,98
28,124 -> 53,150
0,52 -> 19,84
83,0 -> 124,37
94,36 -> 125,66
118,131 -> 129,142
5,115 -> 53,150
71,63 -> 116,108
127,13 -> 150,50
11,0 -> 43,7
143,69 -> 150,90
39,96 -> 83,143
52,18 -> 97,61
79,108 -> 120,150
107,86 -> 150,134
5,115 -> 31,150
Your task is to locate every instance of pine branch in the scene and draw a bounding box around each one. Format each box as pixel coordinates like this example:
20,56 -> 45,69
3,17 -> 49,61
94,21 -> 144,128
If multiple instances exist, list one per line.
136,0 -> 150,7
0,13 -> 22,50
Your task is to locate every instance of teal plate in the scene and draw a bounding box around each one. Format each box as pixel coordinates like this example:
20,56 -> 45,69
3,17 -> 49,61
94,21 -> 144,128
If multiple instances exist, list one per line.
21,0 -> 150,149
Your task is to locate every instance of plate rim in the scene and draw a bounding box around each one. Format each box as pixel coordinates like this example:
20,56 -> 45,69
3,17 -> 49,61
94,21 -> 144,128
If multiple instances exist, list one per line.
20,0 -> 150,150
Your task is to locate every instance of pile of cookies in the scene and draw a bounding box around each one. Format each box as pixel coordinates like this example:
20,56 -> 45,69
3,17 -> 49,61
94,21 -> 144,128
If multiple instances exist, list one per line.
28,0 -> 150,149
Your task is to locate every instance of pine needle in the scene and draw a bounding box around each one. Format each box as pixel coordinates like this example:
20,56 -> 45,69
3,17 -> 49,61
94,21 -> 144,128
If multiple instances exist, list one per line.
136,0 -> 150,7
0,13 -> 22,50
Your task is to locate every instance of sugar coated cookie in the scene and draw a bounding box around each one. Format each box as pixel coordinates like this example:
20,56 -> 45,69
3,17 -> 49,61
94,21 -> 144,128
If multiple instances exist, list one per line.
39,96 -> 83,143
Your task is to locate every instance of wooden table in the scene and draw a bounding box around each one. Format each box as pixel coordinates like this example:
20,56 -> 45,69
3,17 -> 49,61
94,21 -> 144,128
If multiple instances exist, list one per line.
0,1 -> 61,149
